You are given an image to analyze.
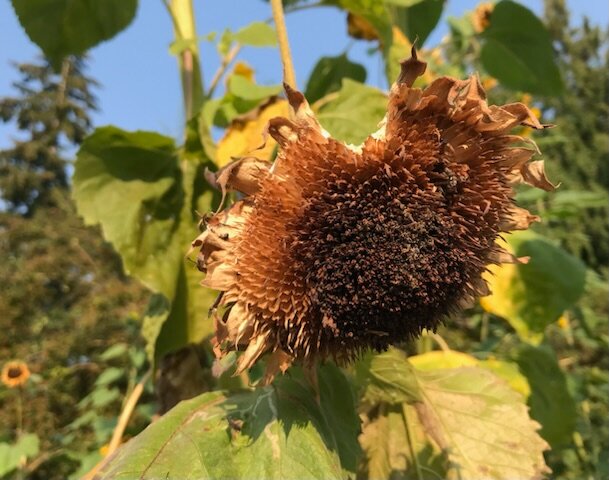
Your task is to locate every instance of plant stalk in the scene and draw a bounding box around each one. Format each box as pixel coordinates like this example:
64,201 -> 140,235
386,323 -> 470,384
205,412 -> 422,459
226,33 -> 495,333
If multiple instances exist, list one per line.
270,0 -> 297,89
167,0 -> 204,121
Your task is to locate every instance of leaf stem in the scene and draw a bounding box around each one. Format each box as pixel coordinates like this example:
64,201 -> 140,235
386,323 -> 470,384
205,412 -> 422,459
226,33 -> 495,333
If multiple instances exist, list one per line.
270,0 -> 297,89
207,43 -> 242,98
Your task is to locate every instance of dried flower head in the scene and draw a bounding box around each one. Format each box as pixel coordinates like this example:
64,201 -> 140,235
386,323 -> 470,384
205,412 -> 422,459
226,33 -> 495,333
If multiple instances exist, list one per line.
1,360 -> 31,388
191,48 -> 554,383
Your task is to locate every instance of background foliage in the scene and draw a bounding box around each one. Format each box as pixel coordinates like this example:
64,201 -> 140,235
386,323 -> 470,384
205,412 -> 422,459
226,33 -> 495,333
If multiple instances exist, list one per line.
1,0 -> 607,478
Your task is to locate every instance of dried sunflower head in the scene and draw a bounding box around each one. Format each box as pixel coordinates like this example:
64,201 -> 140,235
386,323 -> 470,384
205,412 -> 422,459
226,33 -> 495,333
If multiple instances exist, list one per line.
191,48 -> 554,383
1,360 -> 31,388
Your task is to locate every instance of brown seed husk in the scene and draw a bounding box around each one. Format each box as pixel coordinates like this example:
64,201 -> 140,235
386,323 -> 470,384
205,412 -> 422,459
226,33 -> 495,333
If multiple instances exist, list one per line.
191,48 -> 552,383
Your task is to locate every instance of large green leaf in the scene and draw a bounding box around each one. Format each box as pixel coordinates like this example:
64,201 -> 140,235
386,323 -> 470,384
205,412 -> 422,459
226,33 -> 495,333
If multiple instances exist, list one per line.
305,54 -> 367,104
480,0 -> 563,96
481,230 -> 587,342
515,344 -> 577,449
73,127 -> 217,361
74,127 -> 182,298
96,367 -> 359,478
11,0 -> 137,69
359,352 -> 550,479
316,79 -> 387,145
388,0 -> 445,46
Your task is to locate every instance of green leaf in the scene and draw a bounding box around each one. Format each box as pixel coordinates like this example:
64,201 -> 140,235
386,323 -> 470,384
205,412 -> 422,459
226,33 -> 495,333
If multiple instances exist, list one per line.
389,0 -> 445,46
81,387 -> 121,408
228,75 -> 282,101
546,190 -> 609,219
99,343 -> 128,361
73,128 -> 181,298
317,364 -> 362,473
515,344 -> 576,449
481,231 -> 587,341
11,0 -> 137,69
169,33 -> 217,56
95,367 -> 124,387
0,433 -> 40,477
359,348 -> 422,405
68,451 -> 103,480
316,79 -> 387,145
232,22 -> 277,47
305,54 -> 367,104
73,127 -> 218,361
360,364 -> 550,479
480,0 -> 563,96
96,379 -> 351,479
415,367 -> 549,479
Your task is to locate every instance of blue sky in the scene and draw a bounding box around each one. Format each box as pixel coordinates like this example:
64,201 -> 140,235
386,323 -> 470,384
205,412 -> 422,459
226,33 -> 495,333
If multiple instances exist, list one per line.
1,0 -> 607,147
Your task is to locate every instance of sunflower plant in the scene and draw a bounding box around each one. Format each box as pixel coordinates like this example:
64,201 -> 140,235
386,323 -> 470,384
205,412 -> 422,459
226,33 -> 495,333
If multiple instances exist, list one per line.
7,0 -> 604,478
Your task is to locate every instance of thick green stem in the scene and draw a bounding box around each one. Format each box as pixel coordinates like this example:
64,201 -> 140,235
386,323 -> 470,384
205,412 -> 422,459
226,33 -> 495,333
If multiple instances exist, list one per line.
167,0 -> 204,121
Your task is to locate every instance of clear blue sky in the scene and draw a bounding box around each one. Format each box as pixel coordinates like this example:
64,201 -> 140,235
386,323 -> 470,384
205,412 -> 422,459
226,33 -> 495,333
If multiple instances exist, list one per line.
0,0 -> 607,147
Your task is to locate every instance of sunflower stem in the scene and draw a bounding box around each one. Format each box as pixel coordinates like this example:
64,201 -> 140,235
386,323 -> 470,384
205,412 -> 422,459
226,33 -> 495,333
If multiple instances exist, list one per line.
165,0 -> 204,123
16,386 -> 23,435
270,0 -> 297,90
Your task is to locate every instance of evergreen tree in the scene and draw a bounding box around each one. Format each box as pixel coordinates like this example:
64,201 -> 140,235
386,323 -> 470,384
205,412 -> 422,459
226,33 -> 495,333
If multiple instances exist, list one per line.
0,57 -> 96,214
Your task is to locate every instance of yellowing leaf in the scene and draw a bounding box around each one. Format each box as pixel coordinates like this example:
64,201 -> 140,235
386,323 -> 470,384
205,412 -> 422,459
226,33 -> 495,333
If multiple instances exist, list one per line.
409,350 -> 478,370
359,350 -> 549,480
409,350 -> 530,398
480,231 -> 586,343
216,99 -> 288,167
480,357 -> 531,398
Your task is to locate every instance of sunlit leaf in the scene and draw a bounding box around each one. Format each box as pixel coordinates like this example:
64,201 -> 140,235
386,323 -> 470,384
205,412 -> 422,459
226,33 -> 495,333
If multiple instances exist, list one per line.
359,357 -> 550,479
216,99 -> 288,167
73,127 -> 218,361
480,0 -> 563,96
409,350 -> 531,398
316,79 -> 386,145
232,22 -> 277,47
358,348 -> 422,405
359,402 -> 446,479
11,0 -> 137,69
480,231 -> 586,342
96,368 -> 359,479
